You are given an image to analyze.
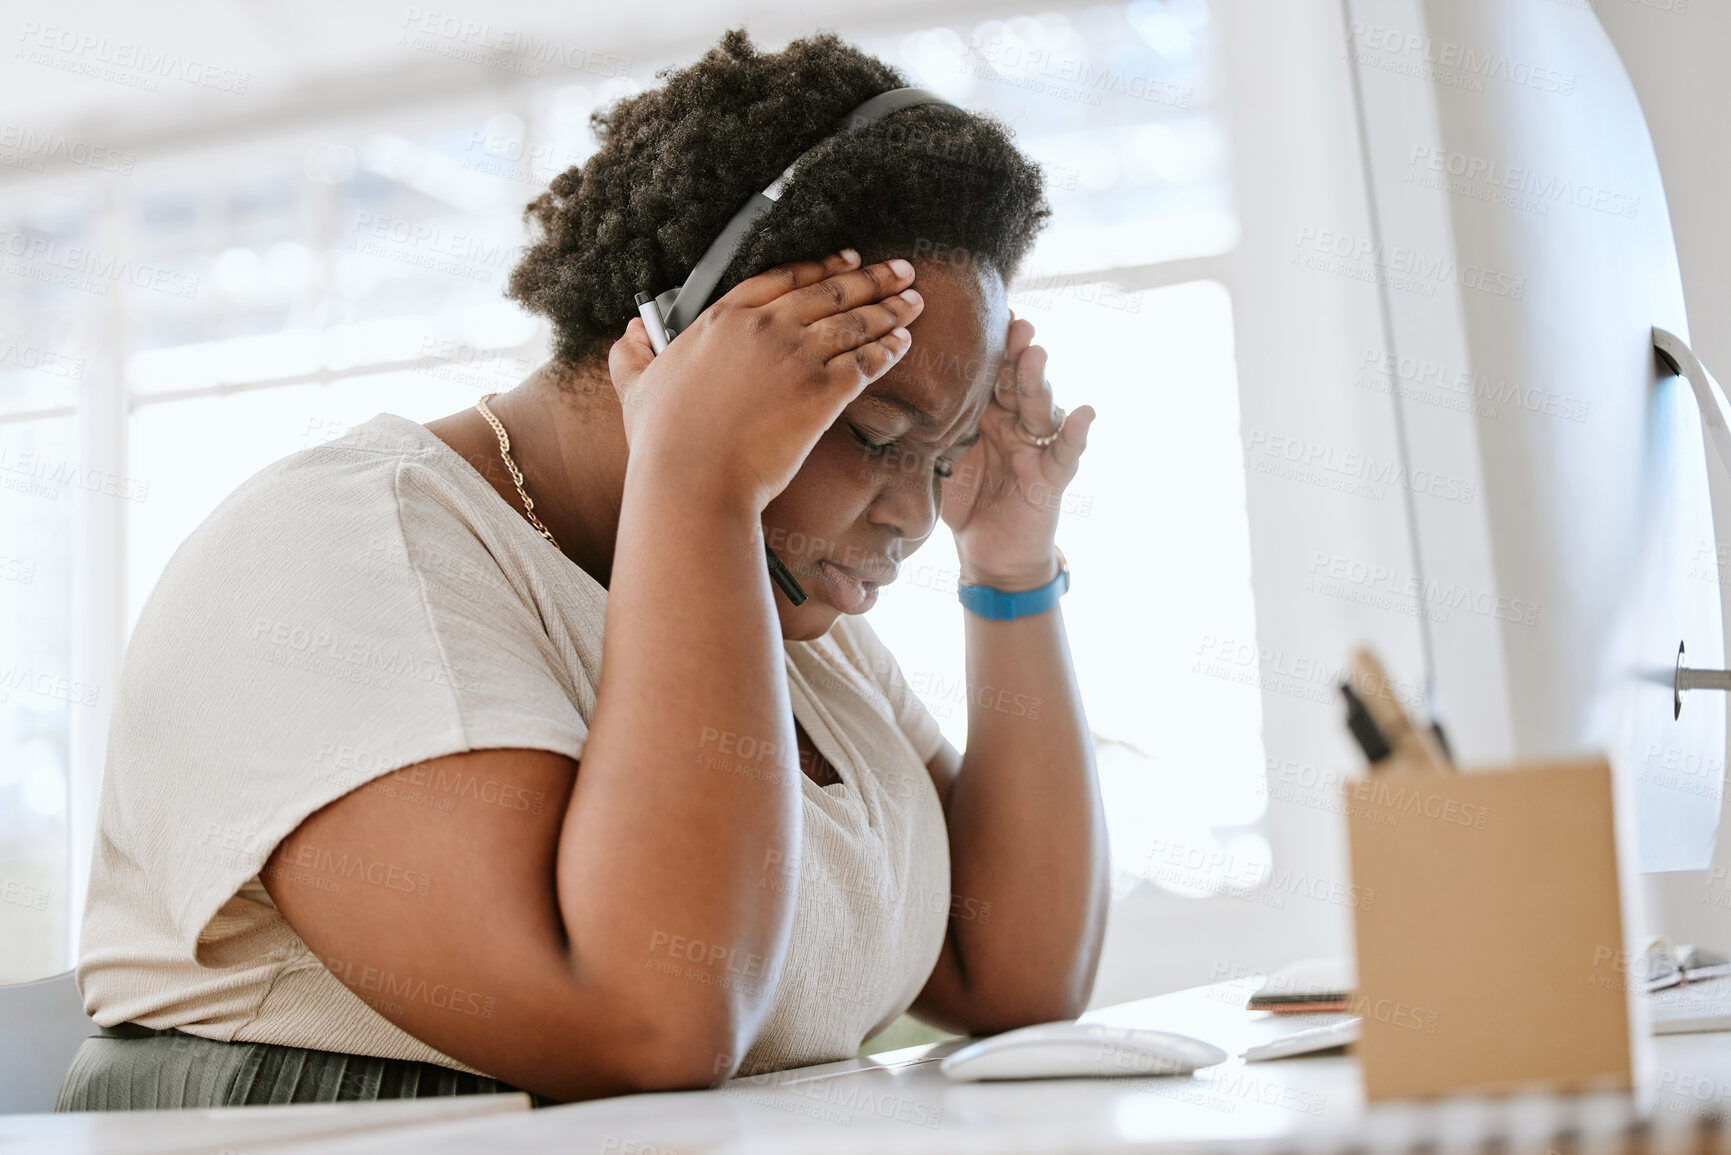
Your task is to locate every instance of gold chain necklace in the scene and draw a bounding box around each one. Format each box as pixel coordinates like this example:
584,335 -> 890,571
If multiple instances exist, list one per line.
475,393 -> 562,550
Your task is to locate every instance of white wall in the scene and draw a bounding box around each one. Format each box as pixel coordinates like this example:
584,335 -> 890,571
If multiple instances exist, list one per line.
1596,1 -> 1731,387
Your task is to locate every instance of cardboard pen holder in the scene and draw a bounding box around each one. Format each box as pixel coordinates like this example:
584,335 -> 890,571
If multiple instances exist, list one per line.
1343,754 -> 1649,1101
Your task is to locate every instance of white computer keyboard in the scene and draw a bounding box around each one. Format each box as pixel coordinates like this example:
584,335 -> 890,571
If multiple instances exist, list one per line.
1649,973 -> 1731,1034
1243,1014 -> 1360,1061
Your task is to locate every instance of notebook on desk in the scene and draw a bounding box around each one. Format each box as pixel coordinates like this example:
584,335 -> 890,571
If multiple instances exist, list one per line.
1650,973 -> 1731,1034
1257,950 -> 1731,1035
1245,957 -> 1356,1014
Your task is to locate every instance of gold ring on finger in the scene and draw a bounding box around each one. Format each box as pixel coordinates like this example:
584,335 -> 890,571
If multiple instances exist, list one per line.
1015,406 -> 1067,448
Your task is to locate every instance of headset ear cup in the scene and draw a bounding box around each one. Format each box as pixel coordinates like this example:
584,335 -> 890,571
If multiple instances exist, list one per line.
634,292 -> 672,352
652,287 -> 683,342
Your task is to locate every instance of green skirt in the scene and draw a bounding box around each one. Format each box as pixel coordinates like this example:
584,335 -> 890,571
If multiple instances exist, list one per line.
56,1023 -> 552,1111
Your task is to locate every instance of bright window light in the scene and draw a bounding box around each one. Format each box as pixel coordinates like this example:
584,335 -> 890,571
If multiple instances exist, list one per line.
867,280 -> 1265,901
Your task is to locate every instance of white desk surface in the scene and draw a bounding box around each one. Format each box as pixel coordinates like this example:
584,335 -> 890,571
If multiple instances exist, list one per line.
197,979 -> 1728,1155
0,1092 -> 528,1154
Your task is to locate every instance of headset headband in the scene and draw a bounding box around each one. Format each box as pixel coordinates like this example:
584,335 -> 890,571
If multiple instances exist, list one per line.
647,86 -> 957,340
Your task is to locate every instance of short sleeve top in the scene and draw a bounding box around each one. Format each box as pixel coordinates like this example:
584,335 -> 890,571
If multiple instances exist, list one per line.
77,413 -> 952,1077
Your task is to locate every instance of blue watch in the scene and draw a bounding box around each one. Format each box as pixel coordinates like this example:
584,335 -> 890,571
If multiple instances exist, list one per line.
957,549 -> 1070,620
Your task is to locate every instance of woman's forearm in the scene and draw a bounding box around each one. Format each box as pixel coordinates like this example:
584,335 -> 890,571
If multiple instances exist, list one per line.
940,600 -> 1108,1027
558,460 -> 803,1069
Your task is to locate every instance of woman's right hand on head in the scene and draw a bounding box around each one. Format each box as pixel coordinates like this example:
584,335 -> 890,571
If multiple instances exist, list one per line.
607,250 -> 923,513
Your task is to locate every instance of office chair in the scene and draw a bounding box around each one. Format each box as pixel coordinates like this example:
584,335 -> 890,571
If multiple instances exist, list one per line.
0,970 -> 95,1114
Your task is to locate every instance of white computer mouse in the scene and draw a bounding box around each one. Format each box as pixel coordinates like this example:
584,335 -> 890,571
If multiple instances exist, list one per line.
938,1021 -> 1229,1082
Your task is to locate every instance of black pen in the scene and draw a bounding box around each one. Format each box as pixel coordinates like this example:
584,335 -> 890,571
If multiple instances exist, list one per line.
635,292 -> 807,606
1339,680 -> 1393,766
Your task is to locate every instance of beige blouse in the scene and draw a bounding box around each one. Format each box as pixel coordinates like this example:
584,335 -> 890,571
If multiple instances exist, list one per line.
77,412 -> 953,1078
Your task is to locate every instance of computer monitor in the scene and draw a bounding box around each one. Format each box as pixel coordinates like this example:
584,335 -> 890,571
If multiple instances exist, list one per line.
1344,0 -> 1725,874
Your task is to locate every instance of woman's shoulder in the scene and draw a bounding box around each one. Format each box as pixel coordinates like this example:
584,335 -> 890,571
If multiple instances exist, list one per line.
119,409 -> 586,760
247,412 -> 482,512
181,414 -> 492,562
135,413 -> 528,647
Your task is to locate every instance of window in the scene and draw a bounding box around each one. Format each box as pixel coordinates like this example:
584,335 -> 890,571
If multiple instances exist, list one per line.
864,3 -> 1268,901
0,0 -> 1263,981
0,414 -> 75,982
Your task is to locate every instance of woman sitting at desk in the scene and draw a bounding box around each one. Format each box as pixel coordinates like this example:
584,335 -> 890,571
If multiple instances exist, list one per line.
61,30 -> 1107,1108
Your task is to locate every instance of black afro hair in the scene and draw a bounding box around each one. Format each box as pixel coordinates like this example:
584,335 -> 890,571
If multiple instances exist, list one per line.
505,28 -> 1051,368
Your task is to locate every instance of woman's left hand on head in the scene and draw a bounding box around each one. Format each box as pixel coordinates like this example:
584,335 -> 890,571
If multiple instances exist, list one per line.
941,312 -> 1095,589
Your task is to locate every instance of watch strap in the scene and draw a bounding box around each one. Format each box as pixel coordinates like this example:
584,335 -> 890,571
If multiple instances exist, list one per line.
957,552 -> 1070,620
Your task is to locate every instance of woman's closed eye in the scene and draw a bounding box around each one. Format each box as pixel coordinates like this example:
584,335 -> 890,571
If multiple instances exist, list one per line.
848,423 -> 955,478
